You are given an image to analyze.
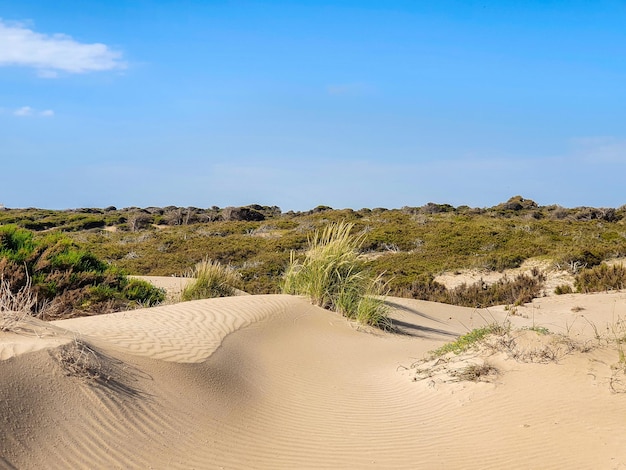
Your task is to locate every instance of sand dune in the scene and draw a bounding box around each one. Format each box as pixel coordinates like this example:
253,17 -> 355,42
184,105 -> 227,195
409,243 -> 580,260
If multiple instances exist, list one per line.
2,291 -> 626,469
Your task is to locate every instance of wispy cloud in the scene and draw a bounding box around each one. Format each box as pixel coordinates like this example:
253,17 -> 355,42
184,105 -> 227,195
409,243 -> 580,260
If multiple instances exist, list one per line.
0,19 -> 126,76
11,106 -> 54,117
570,137 -> 626,164
13,106 -> 33,116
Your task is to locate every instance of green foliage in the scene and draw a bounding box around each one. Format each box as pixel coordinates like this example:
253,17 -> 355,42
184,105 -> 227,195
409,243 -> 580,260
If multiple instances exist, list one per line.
0,227 -> 165,318
282,222 -> 390,329
524,325 -> 550,335
123,278 -> 166,305
2,198 -> 625,306
181,258 -> 241,301
0,225 -> 36,263
554,284 -> 574,295
432,323 -> 508,357
483,254 -> 525,272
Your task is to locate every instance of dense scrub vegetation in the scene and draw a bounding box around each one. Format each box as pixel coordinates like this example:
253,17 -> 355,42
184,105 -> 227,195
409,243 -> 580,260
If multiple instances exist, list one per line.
1,196 -> 625,312
0,225 -> 165,319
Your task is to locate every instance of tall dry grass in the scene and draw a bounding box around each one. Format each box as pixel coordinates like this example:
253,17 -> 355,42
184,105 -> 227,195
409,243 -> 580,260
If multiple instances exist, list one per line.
0,277 -> 38,331
282,222 -> 390,329
180,258 -> 241,301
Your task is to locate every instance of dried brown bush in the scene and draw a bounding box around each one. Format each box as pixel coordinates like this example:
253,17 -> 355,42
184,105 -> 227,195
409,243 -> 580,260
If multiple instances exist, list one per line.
405,271 -> 546,308
575,264 -> 626,293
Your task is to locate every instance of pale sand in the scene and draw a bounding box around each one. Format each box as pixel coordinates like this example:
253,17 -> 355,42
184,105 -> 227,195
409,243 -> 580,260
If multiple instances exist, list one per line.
1,288 -> 626,469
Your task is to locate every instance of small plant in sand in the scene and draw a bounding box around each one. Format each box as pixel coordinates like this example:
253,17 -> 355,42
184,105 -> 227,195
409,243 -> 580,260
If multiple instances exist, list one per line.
53,339 -> 106,382
451,362 -> 498,382
180,258 -> 241,301
431,322 -> 510,357
582,311 -> 626,393
554,284 -> 574,295
413,317 -> 590,385
608,314 -> 626,367
282,221 -> 390,329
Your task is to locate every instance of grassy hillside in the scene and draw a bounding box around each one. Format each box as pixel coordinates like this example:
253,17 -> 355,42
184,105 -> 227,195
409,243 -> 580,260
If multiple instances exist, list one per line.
2,197 -> 625,308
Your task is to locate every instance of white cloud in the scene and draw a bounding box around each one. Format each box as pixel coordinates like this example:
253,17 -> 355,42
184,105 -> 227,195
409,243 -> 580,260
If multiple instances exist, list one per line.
570,137 -> 626,164
0,19 -> 126,75
10,106 -> 54,117
13,106 -> 33,116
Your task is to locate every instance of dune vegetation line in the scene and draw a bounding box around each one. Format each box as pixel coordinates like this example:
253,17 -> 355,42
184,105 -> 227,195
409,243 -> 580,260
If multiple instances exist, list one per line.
1,197 -> 626,322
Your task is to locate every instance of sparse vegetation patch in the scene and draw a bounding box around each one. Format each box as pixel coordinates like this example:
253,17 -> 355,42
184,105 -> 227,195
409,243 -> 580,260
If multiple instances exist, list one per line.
413,321 -> 590,384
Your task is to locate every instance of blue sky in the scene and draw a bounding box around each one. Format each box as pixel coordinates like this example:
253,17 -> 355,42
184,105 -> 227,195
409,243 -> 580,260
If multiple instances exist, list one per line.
1,1 -> 625,210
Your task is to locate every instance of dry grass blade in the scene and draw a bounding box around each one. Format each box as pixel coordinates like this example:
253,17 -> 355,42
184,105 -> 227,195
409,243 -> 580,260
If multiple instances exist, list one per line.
0,278 -> 37,332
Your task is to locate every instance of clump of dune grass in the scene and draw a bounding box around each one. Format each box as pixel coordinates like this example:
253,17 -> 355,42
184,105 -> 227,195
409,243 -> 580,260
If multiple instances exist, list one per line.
431,322 -> 510,357
180,258 -> 241,301
0,277 -> 38,331
282,221 -> 390,329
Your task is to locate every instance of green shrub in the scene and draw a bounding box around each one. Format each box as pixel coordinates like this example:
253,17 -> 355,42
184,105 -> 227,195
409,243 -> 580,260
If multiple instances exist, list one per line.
0,225 -> 36,263
483,254 -> 525,272
555,249 -> 604,274
181,258 -> 241,301
123,278 -> 166,305
5,202 -> 626,303
0,228 -> 165,318
554,284 -> 574,295
282,222 -> 390,329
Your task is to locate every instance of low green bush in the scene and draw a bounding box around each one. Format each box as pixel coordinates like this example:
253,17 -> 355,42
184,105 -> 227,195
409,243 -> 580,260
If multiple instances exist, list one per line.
123,278 -> 166,305
0,225 -> 36,263
554,284 -> 574,295
4,200 -> 626,304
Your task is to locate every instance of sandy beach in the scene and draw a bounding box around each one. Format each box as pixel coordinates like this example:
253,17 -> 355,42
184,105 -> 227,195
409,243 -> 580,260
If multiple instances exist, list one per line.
2,283 -> 626,469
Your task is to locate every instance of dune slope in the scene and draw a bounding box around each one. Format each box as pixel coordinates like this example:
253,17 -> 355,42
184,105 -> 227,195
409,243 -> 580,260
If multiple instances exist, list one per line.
1,293 -> 626,469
